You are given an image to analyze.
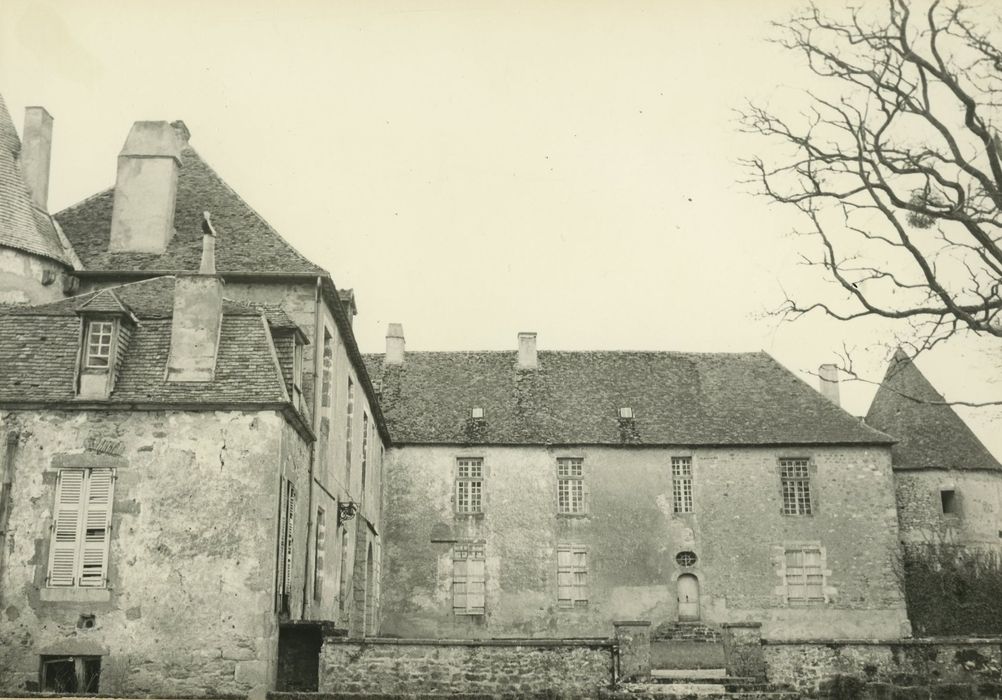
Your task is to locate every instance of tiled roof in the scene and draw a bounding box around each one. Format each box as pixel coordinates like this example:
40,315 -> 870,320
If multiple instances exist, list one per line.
0,93 -> 70,264
363,350 -> 894,446
54,145 -> 324,275
865,350 -> 1002,471
0,277 -> 291,407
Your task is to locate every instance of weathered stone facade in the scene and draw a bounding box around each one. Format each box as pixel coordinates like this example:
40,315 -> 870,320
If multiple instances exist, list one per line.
318,636 -> 616,696
0,409 -> 309,695
895,469 -> 1002,547
380,444 -> 909,640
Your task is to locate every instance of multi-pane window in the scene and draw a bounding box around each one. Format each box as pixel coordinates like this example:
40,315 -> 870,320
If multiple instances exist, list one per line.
452,542 -> 486,615
456,458 -> 483,514
277,481 -> 296,609
557,458 -> 584,514
321,329 -> 333,409
785,547 -> 825,603
557,544 -> 588,607
780,458 -> 813,516
671,457 -> 693,514
47,469 -> 115,588
339,529 -> 349,611
313,507 -> 326,602
346,378 -> 355,487
84,321 -> 114,369
361,413 -> 369,499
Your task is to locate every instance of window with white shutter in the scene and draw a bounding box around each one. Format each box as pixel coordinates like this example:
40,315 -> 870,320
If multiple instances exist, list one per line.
277,480 -> 296,603
452,542 -> 486,615
557,544 -> 588,607
47,469 -> 115,588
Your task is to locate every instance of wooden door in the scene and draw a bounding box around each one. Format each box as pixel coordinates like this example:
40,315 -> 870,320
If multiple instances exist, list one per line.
677,574 -> 700,621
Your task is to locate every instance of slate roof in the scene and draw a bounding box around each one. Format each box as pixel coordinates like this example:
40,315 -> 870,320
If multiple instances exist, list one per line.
363,350 -> 894,446
0,277 -> 292,407
54,144 -> 324,275
865,350 -> 1002,471
0,93 -> 70,264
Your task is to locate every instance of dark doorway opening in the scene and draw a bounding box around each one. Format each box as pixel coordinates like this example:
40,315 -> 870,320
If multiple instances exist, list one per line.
40,655 -> 101,693
277,624 -> 322,692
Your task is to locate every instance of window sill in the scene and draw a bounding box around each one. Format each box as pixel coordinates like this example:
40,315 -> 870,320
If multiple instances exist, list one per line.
454,512 -> 485,519
40,587 -> 112,603
557,512 -> 590,518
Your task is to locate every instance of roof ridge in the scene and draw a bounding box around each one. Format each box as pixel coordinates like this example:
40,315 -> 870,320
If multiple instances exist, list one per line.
184,146 -> 323,272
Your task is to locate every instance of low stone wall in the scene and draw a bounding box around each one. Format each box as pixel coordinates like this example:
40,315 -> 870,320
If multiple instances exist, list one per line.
763,637 -> 1002,696
319,636 -> 616,697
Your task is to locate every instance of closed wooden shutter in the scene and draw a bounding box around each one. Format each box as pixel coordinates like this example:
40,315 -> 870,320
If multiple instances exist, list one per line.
284,483 -> 296,593
79,469 -> 114,587
48,470 -> 85,587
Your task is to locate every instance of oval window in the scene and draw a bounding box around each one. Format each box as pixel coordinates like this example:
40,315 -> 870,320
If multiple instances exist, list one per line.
675,551 -> 697,567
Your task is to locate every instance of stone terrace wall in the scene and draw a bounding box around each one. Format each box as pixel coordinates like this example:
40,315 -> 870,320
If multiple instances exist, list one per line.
319,637 -> 615,697
763,638 -> 1002,696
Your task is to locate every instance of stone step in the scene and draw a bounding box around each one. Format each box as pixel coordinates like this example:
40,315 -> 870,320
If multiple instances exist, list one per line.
616,684 -> 801,699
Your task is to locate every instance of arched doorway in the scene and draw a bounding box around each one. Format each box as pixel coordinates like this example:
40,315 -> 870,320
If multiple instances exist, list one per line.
677,574 -> 700,621
363,543 -> 375,636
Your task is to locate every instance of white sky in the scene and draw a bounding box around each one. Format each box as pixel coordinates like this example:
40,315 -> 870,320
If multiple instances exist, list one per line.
1,0 -> 999,455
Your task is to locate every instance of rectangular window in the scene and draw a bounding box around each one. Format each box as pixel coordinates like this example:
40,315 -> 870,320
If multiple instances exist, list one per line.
452,542 -> 486,615
47,469 -> 115,588
41,655 -> 101,693
780,458 -> 813,516
941,489 -> 959,515
321,329 -> 333,409
671,457 -> 693,513
292,339 -> 304,410
346,378 -> 355,487
314,507 -> 326,602
785,547 -> 825,603
455,458 -> 484,514
339,529 -> 349,612
277,480 -> 296,609
84,321 -> 114,369
557,457 -> 584,514
557,544 -> 588,607
362,413 -> 369,499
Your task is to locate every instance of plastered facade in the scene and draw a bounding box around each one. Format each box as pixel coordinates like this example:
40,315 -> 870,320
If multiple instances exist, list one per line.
0,408 -> 311,696
380,444 -> 909,640
0,249 -> 66,305
894,469 -> 1002,548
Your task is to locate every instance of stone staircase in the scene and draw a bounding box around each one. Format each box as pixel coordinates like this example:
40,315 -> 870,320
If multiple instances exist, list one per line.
616,668 -> 800,699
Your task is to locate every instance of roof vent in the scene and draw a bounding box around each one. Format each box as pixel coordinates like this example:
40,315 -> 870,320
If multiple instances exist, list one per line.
471,407 -> 485,420
619,407 -> 634,419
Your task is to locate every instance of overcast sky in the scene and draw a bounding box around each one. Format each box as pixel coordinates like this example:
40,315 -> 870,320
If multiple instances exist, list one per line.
2,0 -> 999,455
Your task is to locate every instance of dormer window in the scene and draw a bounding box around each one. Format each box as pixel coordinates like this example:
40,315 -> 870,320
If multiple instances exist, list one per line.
619,407 -> 634,419
85,321 -> 115,368
471,407 -> 485,419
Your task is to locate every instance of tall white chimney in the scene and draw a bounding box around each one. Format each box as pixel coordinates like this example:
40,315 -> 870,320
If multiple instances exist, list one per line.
518,332 -> 538,370
385,323 -> 405,365
21,106 -> 53,210
166,222 -> 223,382
109,121 -> 182,254
818,363 -> 841,406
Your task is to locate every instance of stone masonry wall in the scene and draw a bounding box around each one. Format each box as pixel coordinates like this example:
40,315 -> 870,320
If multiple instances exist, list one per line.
0,408 -> 311,697
318,637 -> 615,696
895,469 -> 1002,548
381,444 -> 908,640
763,638 -> 1002,695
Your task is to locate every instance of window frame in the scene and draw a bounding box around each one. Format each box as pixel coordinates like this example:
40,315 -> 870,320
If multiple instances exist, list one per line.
83,320 -> 116,370
452,541 -> 486,615
46,468 -> 115,589
557,457 -> 586,515
455,457 -> 484,515
556,543 -> 588,608
783,546 -> 826,605
671,456 -> 694,514
313,506 -> 326,603
779,457 -> 815,516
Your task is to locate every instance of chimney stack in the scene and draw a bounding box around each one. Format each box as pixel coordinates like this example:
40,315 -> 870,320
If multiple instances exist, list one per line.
518,332 -> 538,370
21,107 -> 53,210
109,121 -> 182,254
818,363 -> 841,406
385,323 -> 405,365
166,229 -> 223,382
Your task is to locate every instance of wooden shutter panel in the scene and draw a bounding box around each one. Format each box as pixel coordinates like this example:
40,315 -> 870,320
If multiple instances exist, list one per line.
48,470 -> 85,587
79,469 -> 114,587
284,484 -> 296,592
468,559 -> 485,612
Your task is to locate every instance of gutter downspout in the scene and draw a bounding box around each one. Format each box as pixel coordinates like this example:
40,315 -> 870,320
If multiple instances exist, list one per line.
301,276 -> 323,618
0,430 -> 21,609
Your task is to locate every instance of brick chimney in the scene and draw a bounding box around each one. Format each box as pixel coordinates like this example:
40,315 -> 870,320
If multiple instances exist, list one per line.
166,213 -> 222,382
818,363 -> 841,406
21,107 -> 53,210
385,323 -> 405,365
108,121 -> 183,254
518,332 -> 537,370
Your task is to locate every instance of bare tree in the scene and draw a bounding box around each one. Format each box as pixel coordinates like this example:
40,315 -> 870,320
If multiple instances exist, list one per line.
741,0 -> 1002,361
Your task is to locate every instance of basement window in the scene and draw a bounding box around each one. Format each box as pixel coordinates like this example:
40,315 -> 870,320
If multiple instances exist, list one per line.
941,489 -> 959,516
40,655 -> 101,693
